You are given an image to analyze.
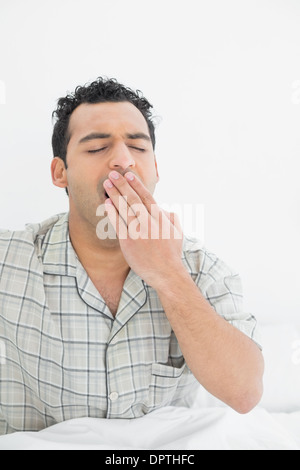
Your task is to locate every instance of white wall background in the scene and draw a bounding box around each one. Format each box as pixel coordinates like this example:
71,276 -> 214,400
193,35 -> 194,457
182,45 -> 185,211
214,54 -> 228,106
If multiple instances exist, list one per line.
0,0 -> 299,325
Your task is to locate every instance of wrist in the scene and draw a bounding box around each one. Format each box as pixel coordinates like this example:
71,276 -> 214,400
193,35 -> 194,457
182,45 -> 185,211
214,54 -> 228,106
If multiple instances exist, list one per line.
150,263 -> 192,293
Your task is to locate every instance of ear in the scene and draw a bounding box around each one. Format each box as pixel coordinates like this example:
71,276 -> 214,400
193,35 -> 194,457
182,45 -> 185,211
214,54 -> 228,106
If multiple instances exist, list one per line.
51,157 -> 68,189
154,156 -> 160,182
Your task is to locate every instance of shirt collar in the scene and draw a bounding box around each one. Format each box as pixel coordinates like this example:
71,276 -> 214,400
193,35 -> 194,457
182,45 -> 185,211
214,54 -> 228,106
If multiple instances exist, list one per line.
38,213 -> 148,322
38,213 -> 77,277
38,214 -> 198,274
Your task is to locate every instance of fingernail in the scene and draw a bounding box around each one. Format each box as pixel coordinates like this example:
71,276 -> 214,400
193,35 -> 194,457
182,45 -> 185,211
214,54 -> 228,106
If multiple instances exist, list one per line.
104,179 -> 113,188
110,171 -> 120,180
125,172 -> 135,181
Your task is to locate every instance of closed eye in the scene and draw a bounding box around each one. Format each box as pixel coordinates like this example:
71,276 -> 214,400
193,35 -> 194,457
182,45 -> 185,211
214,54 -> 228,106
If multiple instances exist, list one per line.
87,146 -> 146,154
87,147 -> 107,154
130,147 -> 146,152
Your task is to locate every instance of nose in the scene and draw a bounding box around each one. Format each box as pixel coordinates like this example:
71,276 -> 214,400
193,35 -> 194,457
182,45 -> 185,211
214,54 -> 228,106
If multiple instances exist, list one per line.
109,143 -> 135,172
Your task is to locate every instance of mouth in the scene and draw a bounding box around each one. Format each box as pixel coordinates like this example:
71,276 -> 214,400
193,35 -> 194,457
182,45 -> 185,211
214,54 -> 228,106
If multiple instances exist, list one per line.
104,191 -> 109,199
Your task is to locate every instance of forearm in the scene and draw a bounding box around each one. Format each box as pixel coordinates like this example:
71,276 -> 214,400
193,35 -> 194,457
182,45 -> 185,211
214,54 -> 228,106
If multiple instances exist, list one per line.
154,268 -> 264,414
103,171 -> 264,412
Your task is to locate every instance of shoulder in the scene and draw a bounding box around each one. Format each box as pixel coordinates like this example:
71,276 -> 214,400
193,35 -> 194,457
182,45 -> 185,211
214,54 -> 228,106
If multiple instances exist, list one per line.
182,235 -> 238,281
0,213 -> 68,266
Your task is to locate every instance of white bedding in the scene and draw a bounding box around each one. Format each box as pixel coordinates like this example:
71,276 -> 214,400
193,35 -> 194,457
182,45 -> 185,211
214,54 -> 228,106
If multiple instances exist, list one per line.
0,406 -> 299,450
1,323 -> 300,450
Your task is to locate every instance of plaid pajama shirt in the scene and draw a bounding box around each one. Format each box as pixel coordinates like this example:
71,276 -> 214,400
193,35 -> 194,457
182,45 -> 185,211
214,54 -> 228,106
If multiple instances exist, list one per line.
0,213 -> 261,434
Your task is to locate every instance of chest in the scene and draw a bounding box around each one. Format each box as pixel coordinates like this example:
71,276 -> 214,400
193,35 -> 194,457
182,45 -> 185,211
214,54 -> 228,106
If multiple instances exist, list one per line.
92,279 -> 124,316
3,270 -> 192,424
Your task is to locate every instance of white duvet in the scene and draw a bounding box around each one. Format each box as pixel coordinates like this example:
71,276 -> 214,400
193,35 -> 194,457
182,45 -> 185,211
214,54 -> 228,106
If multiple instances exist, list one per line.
0,406 -> 299,450
2,323 -> 300,450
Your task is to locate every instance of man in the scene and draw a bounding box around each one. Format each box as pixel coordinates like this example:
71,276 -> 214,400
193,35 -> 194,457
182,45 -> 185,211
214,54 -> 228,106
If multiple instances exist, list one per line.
0,77 -> 264,434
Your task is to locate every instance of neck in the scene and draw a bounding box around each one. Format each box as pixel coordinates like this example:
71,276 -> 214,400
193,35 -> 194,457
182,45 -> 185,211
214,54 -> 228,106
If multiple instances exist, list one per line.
68,210 -> 130,281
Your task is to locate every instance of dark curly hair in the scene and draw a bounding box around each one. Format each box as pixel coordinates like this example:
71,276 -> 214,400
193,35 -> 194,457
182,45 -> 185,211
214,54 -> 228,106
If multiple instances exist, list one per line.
52,77 -> 156,168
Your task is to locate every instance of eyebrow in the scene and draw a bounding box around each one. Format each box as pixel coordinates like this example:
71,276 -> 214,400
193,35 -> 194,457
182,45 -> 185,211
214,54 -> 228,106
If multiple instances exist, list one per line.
78,132 -> 151,144
125,133 -> 151,142
78,133 -> 111,144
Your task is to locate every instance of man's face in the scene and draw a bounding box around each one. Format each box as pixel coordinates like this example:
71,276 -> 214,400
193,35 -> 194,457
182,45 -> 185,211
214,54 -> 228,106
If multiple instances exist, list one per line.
61,101 -> 158,230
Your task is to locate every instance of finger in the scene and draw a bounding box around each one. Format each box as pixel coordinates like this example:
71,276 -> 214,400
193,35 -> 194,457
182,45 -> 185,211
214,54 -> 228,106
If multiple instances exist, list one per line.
104,173 -> 151,228
108,171 -> 143,209
103,178 -> 145,230
124,171 -> 157,214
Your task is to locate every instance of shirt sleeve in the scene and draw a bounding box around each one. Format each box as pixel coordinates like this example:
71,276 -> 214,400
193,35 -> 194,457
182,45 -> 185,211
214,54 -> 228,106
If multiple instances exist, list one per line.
192,248 -> 262,350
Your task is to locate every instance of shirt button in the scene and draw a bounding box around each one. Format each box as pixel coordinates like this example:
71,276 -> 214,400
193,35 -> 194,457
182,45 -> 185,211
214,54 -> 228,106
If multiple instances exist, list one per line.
109,392 -> 119,402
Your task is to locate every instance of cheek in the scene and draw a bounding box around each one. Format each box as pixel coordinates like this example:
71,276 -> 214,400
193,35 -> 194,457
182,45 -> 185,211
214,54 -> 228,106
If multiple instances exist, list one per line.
67,166 -> 107,203
141,171 -> 158,195
67,162 -> 98,186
